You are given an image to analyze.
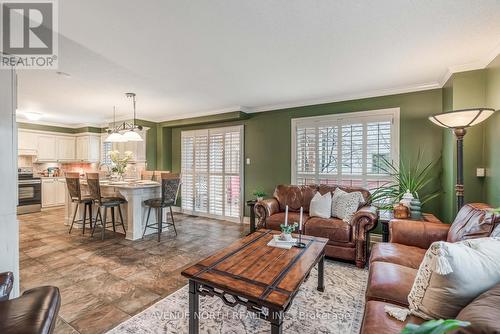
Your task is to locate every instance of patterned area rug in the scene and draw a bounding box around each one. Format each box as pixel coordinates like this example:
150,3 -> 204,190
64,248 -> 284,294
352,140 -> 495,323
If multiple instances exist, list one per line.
108,261 -> 368,334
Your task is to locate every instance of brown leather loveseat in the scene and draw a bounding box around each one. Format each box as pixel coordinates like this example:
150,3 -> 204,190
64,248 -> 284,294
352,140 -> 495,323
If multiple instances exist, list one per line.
361,203 -> 500,333
255,184 -> 377,268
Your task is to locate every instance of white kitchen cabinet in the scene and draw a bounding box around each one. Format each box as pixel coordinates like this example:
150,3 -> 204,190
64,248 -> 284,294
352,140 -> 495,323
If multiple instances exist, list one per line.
37,135 -> 57,161
42,178 -> 66,208
18,130 -> 38,154
112,130 -> 146,162
76,135 -> 100,162
56,136 -> 76,161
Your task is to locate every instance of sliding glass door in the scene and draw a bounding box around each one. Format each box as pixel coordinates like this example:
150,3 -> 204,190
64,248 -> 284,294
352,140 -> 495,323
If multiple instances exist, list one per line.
181,126 -> 243,221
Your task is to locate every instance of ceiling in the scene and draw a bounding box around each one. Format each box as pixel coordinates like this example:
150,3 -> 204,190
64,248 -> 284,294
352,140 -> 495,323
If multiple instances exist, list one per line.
16,0 -> 500,126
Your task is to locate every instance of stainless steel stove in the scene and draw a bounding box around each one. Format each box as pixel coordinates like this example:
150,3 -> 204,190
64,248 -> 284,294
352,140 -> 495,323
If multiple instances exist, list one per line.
17,167 -> 42,214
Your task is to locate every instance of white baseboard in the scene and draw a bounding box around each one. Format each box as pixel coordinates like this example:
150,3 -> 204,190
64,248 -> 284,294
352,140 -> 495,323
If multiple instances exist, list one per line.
171,206 -> 246,224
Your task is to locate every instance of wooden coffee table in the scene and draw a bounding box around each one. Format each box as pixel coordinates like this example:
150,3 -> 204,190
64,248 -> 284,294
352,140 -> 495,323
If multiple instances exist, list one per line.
181,229 -> 328,334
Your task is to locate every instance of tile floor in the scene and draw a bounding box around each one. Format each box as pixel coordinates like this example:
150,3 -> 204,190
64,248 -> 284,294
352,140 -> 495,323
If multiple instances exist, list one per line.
18,208 -> 247,334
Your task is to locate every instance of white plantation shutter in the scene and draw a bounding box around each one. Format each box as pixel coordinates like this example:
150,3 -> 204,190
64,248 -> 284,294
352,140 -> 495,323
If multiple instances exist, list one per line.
181,126 -> 243,221
292,109 -> 399,191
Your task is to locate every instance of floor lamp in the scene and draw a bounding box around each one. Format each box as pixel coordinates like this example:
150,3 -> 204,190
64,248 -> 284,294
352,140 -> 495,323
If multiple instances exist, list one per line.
429,108 -> 495,211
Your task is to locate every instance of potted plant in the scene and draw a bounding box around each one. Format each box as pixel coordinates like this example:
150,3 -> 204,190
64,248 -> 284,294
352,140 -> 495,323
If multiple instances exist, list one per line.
279,222 -> 298,242
253,190 -> 266,201
401,319 -> 470,334
371,150 -> 441,212
109,150 -> 133,180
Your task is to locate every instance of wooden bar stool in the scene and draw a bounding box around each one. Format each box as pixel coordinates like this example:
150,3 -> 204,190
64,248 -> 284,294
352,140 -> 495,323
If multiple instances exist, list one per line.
142,173 -> 181,242
66,172 -> 93,235
86,172 -> 126,240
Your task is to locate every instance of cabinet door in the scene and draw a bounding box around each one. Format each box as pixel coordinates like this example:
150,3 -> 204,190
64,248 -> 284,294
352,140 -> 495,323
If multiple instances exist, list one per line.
37,136 -> 57,161
18,131 -> 38,151
57,136 -> 75,161
55,179 -> 67,205
41,179 -> 56,207
76,136 -> 88,161
88,136 -> 100,162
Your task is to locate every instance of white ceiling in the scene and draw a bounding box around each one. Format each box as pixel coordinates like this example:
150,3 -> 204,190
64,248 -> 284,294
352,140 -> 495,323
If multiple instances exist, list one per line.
16,0 -> 500,126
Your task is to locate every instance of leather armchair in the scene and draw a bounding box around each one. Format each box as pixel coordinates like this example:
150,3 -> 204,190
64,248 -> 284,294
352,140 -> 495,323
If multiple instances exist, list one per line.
0,272 -> 61,334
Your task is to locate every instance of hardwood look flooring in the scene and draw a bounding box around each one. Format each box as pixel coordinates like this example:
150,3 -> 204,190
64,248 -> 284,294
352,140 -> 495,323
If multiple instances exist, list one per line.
18,208 -> 247,334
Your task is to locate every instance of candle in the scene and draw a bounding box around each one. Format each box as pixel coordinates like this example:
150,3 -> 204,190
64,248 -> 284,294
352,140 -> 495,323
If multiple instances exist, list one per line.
285,205 -> 288,226
299,207 -> 303,231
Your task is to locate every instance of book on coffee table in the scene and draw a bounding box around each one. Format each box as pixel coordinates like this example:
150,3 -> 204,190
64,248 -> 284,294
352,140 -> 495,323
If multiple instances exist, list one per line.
267,235 -> 297,249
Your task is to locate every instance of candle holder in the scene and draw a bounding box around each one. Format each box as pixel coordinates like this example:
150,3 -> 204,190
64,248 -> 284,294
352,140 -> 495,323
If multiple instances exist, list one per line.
293,228 -> 306,248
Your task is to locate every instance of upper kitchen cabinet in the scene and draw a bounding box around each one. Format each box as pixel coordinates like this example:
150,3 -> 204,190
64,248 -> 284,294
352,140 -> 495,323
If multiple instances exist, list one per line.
18,130 -> 38,155
111,130 -> 147,162
56,136 -> 76,161
36,135 -> 57,161
76,135 -> 100,162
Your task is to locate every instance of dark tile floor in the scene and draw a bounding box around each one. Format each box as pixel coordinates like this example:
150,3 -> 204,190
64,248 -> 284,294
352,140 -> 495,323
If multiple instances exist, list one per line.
19,208 -> 247,334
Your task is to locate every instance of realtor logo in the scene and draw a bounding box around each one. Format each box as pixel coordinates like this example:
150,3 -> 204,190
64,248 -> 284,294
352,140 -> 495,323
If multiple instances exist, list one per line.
0,0 -> 58,69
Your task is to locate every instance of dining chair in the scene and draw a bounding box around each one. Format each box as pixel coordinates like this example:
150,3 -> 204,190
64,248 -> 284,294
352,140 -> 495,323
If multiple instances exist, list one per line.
65,172 -> 93,235
142,173 -> 181,241
86,172 -> 126,240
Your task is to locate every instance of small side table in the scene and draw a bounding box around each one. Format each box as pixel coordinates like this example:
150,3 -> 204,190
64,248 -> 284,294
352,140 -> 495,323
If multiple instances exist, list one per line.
378,210 -> 440,242
246,200 -> 257,234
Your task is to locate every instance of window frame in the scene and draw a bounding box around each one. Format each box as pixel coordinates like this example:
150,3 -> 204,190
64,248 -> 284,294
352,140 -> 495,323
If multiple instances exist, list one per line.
291,108 -> 400,187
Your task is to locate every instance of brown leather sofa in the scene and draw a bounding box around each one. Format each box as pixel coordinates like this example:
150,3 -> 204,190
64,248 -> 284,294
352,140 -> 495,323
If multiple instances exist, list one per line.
0,272 -> 61,334
254,184 -> 377,268
361,203 -> 500,333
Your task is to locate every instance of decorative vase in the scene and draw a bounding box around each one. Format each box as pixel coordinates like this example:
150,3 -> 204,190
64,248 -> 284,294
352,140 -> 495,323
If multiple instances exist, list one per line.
256,196 -> 263,201
410,198 -> 422,220
393,203 -> 410,219
280,233 -> 293,242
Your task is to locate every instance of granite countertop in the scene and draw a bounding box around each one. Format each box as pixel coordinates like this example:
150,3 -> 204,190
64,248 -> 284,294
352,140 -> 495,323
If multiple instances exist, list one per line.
80,179 -> 161,189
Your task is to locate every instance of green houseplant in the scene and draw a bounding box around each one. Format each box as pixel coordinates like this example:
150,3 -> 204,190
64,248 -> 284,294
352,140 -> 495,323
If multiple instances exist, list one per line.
109,150 -> 133,180
371,151 -> 441,210
401,319 -> 470,334
253,190 -> 267,201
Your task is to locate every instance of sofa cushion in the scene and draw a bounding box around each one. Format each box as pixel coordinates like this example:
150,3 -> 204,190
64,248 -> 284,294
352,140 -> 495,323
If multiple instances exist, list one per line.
370,243 -> 426,269
408,237 -> 500,321
309,192 -> 332,218
447,203 -> 499,243
273,185 -> 318,212
366,262 -> 417,306
305,217 -> 351,243
360,300 -> 424,334
318,184 -> 371,204
267,212 -> 309,231
331,188 -> 365,223
456,283 -> 500,334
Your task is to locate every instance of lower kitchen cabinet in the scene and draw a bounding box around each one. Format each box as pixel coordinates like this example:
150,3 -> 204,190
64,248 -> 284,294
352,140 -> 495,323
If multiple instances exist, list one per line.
42,178 -> 67,208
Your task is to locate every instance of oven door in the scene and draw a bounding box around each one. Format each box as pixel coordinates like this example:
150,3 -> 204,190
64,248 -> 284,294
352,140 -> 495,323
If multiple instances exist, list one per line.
18,180 -> 42,206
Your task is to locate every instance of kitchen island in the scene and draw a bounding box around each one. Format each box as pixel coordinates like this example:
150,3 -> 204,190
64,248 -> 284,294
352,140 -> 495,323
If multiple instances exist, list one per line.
64,180 -> 165,240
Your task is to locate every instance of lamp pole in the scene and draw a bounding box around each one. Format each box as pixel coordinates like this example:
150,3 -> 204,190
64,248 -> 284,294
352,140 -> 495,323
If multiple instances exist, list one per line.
453,128 -> 466,211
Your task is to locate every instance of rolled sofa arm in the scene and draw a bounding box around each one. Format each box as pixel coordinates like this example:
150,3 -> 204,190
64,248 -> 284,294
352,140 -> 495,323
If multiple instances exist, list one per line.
0,272 -> 14,301
254,198 -> 280,229
352,206 -> 378,268
389,219 -> 449,249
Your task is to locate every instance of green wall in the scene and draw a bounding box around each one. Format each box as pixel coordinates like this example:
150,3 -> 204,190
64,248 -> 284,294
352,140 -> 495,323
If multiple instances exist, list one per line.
17,122 -> 102,134
485,56 -> 500,207
160,89 -> 445,224
440,80 -> 456,223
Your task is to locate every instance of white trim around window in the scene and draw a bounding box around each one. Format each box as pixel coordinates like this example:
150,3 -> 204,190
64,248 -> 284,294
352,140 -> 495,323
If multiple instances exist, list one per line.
291,108 -> 400,189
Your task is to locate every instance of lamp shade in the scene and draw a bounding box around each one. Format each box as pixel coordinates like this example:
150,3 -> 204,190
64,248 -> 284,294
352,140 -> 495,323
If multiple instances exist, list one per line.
122,130 -> 143,142
429,108 -> 495,129
104,132 -> 127,143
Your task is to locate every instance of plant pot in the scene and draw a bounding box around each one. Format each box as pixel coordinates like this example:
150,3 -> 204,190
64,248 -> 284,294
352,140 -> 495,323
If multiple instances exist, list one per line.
280,233 -> 293,242
256,196 -> 263,201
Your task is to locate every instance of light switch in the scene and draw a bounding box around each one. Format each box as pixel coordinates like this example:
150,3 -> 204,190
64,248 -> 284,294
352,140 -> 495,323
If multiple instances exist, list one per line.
476,168 -> 485,177
246,158 -> 251,165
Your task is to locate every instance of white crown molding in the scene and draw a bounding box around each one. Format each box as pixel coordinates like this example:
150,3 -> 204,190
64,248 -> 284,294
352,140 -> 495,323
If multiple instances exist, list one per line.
154,105 -> 244,123
15,118 -> 102,129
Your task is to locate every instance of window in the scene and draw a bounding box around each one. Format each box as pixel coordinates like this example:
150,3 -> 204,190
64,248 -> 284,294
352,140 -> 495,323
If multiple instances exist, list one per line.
101,135 -> 112,166
181,126 -> 243,221
292,108 -> 399,190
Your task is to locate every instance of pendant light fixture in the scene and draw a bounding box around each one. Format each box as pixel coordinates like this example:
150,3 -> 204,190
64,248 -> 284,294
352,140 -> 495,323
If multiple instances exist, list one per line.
105,106 -> 126,142
121,92 -> 143,142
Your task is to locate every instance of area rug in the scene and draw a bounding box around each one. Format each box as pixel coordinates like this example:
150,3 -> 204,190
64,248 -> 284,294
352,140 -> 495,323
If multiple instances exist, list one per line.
108,261 -> 368,334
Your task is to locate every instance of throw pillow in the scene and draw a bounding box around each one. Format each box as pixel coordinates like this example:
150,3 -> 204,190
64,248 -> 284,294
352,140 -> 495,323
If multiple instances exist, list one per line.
309,192 -> 332,218
331,188 -> 364,223
385,237 -> 500,322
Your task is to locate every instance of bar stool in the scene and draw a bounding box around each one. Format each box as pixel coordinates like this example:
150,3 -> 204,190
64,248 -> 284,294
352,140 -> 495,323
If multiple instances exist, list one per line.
141,170 -> 171,182
142,173 -> 181,242
86,172 -> 127,240
66,172 -> 93,235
